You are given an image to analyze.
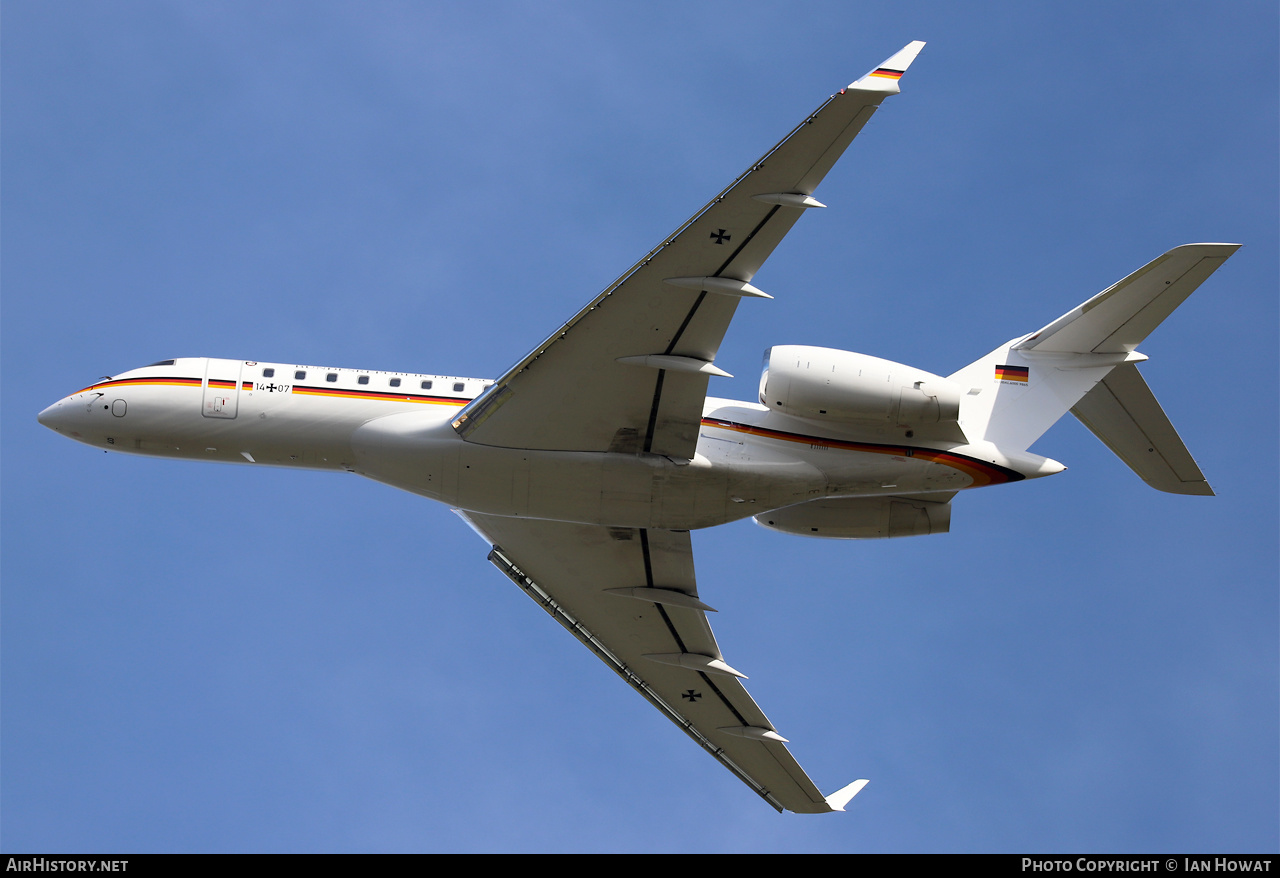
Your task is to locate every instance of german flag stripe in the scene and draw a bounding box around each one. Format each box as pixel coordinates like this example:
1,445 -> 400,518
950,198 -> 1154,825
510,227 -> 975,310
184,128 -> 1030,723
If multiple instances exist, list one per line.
77,376 -> 204,394
290,384 -> 472,406
995,365 -> 1029,382
73,375 -> 475,407
700,417 -> 1023,487
868,67 -> 904,80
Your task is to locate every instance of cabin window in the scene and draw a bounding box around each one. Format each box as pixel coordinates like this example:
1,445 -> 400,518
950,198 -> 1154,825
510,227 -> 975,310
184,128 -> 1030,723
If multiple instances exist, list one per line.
147,359 -> 175,367
453,382 -> 464,393
326,373 -> 338,383
262,368 -> 275,378
295,370 -> 306,380
358,375 -> 369,385
421,380 -> 433,390
389,378 -> 401,387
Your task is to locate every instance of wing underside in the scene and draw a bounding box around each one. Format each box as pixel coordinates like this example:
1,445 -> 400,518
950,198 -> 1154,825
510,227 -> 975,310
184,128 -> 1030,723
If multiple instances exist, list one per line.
453,43 -> 927,459
458,511 -> 859,813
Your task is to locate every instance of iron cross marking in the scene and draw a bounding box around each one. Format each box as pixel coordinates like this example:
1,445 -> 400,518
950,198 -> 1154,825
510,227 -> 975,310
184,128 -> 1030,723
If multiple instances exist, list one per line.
710,229 -> 730,245
682,689 -> 702,702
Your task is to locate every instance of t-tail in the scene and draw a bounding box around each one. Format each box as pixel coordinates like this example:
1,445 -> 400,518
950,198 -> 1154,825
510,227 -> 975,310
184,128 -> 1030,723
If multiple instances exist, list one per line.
948,243 -> 1239,495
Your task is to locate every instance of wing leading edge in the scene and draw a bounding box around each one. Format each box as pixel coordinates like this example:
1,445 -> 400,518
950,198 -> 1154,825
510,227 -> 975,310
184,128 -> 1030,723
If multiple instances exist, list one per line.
453,42 -> 926,459
458,511 -> 867,813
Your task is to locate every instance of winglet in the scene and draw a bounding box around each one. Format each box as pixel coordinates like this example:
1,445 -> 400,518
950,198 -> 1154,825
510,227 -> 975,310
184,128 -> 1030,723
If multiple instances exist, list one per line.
849,41 -> 926,93
824,778 -> 870,811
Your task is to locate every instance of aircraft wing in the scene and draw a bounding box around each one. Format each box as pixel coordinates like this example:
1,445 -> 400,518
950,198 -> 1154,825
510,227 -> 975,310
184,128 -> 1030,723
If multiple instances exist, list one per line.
452,42 -> 926,458
457,511 -> 868,813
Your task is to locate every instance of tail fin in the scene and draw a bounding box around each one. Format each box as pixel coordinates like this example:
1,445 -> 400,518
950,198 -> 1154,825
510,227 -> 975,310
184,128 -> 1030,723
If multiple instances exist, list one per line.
948,244 -> 1237,487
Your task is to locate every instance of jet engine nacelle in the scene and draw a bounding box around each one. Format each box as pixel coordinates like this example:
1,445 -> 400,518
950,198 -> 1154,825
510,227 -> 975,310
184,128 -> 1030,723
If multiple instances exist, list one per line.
759,345 -> 964,428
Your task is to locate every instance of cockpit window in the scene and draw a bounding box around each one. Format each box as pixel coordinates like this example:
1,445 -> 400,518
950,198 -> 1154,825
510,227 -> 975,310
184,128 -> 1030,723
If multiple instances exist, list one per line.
147,359 -> 176,367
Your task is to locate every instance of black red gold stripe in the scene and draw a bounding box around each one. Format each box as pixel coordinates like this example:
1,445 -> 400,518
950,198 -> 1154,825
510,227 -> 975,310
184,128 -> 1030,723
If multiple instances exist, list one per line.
290,384 -> 472,406
207,379 -> 253,390
700,417 -> 1023,487
77,376 -> 203,394
868,67 -> 904,80
74,376 -> 471,407
995,365 -> 1029,383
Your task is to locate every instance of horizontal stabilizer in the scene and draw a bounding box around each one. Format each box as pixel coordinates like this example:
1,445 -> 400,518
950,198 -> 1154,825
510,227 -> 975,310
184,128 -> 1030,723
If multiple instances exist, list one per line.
1071,363 -> 1213,495
1015,244 -> 1239,354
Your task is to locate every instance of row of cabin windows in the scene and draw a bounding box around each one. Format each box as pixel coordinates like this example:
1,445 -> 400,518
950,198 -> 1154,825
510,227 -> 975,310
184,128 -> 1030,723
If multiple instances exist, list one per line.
262,366 -> 463,393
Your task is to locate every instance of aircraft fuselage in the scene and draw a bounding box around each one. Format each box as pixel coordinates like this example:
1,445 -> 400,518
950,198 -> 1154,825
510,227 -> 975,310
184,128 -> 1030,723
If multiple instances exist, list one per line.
39,357 -> 1061,531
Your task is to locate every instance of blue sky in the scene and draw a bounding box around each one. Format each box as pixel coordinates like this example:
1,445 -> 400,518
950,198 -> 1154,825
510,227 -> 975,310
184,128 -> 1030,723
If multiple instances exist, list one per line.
3,1 -> 1276,853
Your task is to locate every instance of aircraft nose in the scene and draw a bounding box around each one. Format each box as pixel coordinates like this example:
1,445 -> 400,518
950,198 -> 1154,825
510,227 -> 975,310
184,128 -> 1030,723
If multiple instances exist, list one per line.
38,399 -> 74,433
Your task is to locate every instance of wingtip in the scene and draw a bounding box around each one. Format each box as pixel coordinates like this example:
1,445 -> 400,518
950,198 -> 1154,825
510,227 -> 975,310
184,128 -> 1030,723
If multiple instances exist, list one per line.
848,40 -> 926,91
824,778 -> 870,811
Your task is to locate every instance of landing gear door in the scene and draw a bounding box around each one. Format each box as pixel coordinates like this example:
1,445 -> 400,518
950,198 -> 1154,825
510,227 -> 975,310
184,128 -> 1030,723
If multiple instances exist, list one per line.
203,359 -> 243,419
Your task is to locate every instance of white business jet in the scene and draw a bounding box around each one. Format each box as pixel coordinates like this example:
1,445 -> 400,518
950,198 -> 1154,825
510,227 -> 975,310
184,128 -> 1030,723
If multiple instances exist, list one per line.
37,42 -> 1236,813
